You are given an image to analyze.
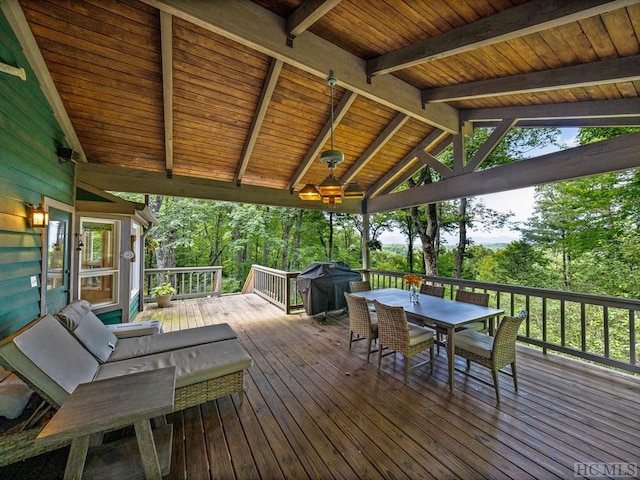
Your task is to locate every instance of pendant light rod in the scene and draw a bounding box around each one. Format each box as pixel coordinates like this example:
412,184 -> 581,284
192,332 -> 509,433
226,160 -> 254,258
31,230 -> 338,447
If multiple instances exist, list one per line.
328,72 -> 336,152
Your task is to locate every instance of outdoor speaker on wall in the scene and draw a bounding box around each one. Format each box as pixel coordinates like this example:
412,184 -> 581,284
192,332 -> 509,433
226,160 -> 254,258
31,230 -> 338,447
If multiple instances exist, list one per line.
57,147 -> 80,164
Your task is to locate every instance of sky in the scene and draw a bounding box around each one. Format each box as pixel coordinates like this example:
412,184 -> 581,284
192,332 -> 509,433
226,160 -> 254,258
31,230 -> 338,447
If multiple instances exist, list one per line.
378,128 -> 579,246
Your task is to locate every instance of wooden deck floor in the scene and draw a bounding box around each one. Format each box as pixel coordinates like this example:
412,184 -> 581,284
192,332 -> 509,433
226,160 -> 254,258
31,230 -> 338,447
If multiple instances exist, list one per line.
3,293 -> 639,479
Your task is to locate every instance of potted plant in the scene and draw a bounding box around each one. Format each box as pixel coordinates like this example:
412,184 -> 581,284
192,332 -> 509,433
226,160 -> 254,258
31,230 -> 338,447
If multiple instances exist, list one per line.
151,282 -> 177,308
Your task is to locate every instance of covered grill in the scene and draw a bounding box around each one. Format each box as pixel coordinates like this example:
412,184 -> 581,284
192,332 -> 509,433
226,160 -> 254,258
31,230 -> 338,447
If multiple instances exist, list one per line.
296,262 -> 362,315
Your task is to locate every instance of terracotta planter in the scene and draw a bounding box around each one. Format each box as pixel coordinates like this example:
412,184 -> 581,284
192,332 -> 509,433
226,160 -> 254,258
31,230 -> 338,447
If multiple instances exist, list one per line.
156,294 -> 173,308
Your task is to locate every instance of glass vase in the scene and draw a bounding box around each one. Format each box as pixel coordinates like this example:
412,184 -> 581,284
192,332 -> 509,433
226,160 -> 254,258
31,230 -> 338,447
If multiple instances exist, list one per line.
409,284 -> 419,304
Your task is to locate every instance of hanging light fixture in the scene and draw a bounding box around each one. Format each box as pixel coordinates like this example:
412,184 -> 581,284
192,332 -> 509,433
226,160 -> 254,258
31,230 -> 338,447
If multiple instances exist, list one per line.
298,72 -> 364,207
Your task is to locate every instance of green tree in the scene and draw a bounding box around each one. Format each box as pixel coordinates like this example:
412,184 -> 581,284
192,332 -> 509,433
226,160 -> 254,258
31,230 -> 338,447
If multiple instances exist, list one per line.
478,241 -> 550,287
520,128 -> 639,294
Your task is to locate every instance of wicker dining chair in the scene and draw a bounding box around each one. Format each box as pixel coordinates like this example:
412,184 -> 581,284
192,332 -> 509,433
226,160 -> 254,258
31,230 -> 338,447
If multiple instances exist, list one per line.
373,300 -> 435,384
455,290 -> 490,332
344,293 -> 378,363
454,311 -> 527,402
420,284 -> 445,297
420,284 -> 446,353
349,280 -> 372,293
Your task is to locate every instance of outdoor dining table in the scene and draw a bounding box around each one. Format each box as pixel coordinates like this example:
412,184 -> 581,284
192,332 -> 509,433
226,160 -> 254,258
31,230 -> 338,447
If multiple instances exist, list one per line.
350,287 -> 504,391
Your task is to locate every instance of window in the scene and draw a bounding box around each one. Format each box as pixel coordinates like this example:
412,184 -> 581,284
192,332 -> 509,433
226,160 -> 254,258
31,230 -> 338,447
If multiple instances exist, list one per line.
130,223 -> 141,300
78,218 -> 119,306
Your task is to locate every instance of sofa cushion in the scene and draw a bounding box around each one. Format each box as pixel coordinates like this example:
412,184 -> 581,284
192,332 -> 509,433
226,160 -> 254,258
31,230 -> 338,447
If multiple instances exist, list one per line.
95,339 -> 252,389
57,299 -> 93,330
57,300 -> 118,363
108,323 -> 237,363
5,315 -> 99,405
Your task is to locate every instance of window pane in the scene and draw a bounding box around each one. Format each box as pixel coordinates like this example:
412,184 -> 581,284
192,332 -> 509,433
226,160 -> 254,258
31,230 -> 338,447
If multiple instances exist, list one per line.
47,220 -> 66,290
79,274 -> 115,305
81,221 -> 116,270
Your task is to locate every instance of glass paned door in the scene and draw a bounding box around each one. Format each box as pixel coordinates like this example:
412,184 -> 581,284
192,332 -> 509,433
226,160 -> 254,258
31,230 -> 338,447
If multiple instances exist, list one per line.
45,208 -> 71,313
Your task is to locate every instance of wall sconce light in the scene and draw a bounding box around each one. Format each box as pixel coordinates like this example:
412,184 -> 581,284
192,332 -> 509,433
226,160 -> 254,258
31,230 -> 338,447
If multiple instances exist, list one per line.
26,203 -> 48,228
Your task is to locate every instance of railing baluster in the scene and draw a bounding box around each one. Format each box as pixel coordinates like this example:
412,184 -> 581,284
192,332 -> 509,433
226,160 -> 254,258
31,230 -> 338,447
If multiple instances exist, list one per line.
581,303 -> 587,353
603,306 -> 609,358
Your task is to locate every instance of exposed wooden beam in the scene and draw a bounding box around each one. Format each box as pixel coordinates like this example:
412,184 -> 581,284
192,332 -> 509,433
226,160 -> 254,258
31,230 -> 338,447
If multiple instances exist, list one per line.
474,118 -> 640,128
288,90 -> 357,192
367,132 -> 640,213
160,11 -> 174,177
461,98 -> 640,122
236,58 -> 283,186
286,0 -> 342,46
339,113 -> 408,185
422,55 -> 640,103
2,0 -> 86,161
77,163 -> 362,214
376,136 -> 454,197
367,129 -> 449,198
415,148 -> 453,178
367,0 -> 636,78
141,0 -> 459,133
464,119 -> 517,173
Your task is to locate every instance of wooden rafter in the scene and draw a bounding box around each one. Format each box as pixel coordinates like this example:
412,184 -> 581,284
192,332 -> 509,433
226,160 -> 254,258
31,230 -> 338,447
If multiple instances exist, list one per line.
287,90 -> 357,192
286,0 -> 342,46
377,136 -> 453,197
236,58 -> 283,186
422,55 -> 640,103
366,129 -> 448,198
160,11 -> 173,177
368,133 -> 640,213
339,113 -> 408,185
366,0 -> 635,78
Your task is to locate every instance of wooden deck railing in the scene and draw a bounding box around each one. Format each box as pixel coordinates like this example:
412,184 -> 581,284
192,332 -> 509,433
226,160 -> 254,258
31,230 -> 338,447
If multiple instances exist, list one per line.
242,265 -> 303,314
366,269 -> 640,375
144,267 -> 222,301
239,265 -> 640,375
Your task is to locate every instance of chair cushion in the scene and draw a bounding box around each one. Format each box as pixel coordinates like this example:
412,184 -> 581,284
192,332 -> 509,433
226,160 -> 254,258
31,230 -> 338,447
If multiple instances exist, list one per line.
5,315 -> 100,405
57,300 -> 118,363
457,321 -> 486,332
408,324 -> 435,346
455,330 -> 494,358
95,339 -> 253,389
107,323 -> 238,362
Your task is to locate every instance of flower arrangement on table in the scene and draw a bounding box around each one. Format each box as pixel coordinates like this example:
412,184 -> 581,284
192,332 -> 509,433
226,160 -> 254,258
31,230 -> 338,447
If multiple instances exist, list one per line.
404,274 -> 423,303
403,274 -> 423,287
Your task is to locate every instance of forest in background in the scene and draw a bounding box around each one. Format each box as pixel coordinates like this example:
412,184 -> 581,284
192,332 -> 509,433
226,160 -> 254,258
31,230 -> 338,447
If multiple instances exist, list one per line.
119,127 -> 638,299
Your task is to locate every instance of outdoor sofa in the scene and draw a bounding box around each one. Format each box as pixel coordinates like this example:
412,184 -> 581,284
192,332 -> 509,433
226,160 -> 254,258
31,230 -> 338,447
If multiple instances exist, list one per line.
0,304 -> 252,466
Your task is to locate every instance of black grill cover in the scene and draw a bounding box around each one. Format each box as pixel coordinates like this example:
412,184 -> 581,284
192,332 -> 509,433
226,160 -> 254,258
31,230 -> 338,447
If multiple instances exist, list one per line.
297,262 -> 362,315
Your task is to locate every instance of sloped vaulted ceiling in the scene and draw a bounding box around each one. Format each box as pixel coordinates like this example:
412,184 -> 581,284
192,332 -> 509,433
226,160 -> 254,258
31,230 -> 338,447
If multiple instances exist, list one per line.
5,0 -> 640,213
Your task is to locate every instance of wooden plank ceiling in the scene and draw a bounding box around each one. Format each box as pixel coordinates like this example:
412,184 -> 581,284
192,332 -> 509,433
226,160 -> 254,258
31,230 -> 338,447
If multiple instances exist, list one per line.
10,0 -> 640,213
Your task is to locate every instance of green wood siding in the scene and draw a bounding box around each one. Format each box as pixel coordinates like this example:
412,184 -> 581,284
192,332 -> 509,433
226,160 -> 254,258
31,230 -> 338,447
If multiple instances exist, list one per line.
97,309 -> 122,326
0,11 -> 74,338
129,295 -> 140,322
